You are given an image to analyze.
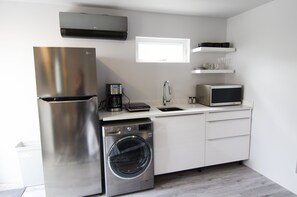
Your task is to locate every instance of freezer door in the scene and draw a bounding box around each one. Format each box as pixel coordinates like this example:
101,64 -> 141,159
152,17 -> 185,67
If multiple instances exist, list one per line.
37,96 -> 102,197
34,47 -> 97,97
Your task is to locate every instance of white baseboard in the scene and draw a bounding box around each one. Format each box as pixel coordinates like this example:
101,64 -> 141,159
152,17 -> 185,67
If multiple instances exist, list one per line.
0,183 -> 23,191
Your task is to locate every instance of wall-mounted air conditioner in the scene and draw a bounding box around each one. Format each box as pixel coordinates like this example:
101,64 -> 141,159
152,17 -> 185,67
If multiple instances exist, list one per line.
59,12 -> 128,40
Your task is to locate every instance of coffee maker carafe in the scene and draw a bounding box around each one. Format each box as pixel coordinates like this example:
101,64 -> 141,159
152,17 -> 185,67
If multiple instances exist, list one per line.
106,84 -> 122,112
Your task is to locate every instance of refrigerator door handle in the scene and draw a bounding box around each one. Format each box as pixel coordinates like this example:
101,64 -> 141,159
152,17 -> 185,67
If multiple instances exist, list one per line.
41,95 -> 96,102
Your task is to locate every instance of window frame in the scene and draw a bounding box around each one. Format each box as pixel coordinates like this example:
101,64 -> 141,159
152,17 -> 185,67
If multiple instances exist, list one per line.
135,36 -> 190,63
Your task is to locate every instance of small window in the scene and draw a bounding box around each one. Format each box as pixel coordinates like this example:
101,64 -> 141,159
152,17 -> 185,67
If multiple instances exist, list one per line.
136,36 -> 190,63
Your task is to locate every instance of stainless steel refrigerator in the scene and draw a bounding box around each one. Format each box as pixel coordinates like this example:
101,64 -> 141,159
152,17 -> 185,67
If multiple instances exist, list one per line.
33,47 -> 102,197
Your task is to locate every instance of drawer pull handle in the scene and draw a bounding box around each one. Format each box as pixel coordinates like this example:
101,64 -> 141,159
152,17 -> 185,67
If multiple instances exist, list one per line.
207,134 -> 249,141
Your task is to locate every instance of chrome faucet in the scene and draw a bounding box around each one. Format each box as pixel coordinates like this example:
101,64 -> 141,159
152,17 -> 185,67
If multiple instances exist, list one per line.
163,80 -> 171,105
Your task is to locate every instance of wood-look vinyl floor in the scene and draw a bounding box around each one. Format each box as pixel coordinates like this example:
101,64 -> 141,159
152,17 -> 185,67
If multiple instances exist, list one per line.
18,162 -> 296,197
122,162 -> 296,197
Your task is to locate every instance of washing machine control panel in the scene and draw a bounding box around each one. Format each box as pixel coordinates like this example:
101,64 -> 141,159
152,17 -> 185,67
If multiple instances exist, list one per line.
121,125 -> 137,134
104,123 -> 152,136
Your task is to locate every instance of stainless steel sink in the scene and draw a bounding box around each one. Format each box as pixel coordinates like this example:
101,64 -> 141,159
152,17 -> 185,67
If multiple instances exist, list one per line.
157,107 -> 184,112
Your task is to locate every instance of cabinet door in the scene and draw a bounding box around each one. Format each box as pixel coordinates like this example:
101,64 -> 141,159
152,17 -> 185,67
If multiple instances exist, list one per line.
152,114 -> 205,175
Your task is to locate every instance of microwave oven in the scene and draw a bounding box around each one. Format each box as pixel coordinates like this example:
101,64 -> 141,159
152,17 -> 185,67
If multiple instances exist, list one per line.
196,84 -> 243,106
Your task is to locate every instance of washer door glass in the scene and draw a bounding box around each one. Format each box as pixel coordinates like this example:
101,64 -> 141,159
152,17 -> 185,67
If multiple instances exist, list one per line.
108,136 -> 151,178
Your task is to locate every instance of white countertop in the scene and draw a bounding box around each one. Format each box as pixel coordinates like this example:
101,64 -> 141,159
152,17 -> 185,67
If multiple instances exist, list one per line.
99,103 -> 252,121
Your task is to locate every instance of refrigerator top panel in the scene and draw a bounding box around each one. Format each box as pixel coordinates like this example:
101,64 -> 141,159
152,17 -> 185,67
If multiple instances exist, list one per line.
34,47 -> 97,98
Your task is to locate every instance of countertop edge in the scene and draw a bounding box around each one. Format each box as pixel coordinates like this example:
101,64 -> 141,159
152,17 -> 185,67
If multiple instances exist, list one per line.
99,104 -> 253,121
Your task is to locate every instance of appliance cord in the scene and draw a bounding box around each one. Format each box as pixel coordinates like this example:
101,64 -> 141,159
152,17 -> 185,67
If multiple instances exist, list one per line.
122,88 -> 130,106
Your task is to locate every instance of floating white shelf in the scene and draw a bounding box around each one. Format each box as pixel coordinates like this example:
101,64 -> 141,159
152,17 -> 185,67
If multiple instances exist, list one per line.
192,47 -> 236,53
192,69 -> 235,74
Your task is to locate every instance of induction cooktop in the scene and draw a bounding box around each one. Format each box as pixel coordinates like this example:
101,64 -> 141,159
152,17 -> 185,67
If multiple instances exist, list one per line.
126,102 -> 151,112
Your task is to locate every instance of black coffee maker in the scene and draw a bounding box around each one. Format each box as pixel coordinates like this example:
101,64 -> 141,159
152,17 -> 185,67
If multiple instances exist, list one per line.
106,84 -> 122,112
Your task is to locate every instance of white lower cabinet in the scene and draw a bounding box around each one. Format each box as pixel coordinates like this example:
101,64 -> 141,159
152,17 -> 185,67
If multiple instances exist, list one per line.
205,109 -> 252,166
152,108 -> 252,174
152,114 -> 205,175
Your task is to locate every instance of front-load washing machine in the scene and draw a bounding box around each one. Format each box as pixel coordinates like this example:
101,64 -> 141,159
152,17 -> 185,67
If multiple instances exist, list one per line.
102,118 -> 154,197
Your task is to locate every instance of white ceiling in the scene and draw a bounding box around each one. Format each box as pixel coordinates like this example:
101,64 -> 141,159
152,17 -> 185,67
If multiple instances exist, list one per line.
8,0 -> 274,18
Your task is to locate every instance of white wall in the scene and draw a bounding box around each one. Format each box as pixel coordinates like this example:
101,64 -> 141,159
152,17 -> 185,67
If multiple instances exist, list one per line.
226,0 -> 297,194
0,1 -> 227,186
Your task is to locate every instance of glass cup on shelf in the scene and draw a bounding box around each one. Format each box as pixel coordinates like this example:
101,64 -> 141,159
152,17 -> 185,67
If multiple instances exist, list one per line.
217,57 -> 231,69
217,58 -> 225,69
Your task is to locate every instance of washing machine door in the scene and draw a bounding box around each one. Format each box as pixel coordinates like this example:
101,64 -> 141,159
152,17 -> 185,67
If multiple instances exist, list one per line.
108,135 -> 152,179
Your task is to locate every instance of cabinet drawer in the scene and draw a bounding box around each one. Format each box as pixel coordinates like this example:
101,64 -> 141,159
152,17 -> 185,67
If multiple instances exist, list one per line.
206,109 -> 251,121
205,135 -> 250,166
206,118 -> 251,139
